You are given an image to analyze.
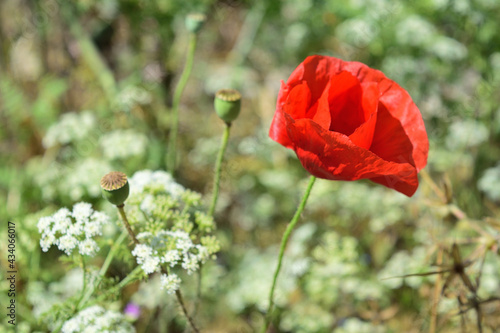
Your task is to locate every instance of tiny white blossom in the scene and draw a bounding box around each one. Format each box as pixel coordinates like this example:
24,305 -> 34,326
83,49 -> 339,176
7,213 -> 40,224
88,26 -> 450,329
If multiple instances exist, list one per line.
160,274 -> 181,294
182,254 -> 199,275
52,208 -> 72,233
131,244 -> 153,263
162,250 -> 181,267
40,233 -> 56,252
141,256 -> 160,274
195,245 -> 210,264
84,221 -> 101,238
78,239 -> 99,256
37,216 -> 53,233
91,211 -> 110,225
67,222 -> 84,236
136,232 -> 153,242
72,202 -> 93,222
58,235 -> 78,255
139,194 -> 155,214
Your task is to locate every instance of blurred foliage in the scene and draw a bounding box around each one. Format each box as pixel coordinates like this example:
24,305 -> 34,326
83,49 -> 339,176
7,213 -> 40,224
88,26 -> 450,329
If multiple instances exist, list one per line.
1,0 -> 500,332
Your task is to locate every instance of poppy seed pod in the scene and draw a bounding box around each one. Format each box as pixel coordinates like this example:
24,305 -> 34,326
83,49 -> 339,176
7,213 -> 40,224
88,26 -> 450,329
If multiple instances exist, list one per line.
214,89 -> 241,124
185,13 -> 206,33
101,171 -> 130,206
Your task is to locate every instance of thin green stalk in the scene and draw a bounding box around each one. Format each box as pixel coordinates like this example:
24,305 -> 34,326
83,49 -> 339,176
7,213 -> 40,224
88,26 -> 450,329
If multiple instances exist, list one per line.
167,32 -> 198,174
92,266 -> 144,305
77,231 -> 128,309
59,2 -> 117,106
117,205 -> 139,245
262,176 -> 317,333
208,123 -> 231,216
77,255 -> 87,306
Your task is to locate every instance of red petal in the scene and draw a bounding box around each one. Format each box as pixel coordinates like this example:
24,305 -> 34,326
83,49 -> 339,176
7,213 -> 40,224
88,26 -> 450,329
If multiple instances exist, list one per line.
282,81 -> 312,119
335,60 -> 429,171
285,116 -> 419,196
327,71 -> 367,136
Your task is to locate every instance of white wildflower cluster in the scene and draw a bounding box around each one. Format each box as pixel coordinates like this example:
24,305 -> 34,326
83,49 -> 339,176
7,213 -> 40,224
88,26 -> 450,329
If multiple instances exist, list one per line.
117,86 -> 152,112
478,164 -> 500,201
129,170 -> 185,199
42,111 -> 96,148
333,318 -> 386,333
335,18 -> 377,48
395,15 -> 436,47
38,202 -> 109,256
61,305 -> 135,333
131,229 -> 216,285
64,159 -> 113,201
160,274 -> 181,294
100,129 -> 148,160
31,158 -> 112,202
125,170 -> 220,294
378,246 -> 432,289
446,119 -> 489,150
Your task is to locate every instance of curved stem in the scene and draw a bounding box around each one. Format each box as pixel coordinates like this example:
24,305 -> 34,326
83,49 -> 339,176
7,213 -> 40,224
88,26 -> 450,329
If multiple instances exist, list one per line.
175,288 -> 200,333
117,204 -> 139,245
167,32 -> 198,175
208,123 -> 231,216
262,176 -> 317,332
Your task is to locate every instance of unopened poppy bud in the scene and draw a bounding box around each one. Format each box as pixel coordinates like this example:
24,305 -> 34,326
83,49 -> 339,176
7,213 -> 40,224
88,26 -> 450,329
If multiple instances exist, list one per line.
214,89 -> 241,124
101,171 -> 130,207
185,13 -> 206,33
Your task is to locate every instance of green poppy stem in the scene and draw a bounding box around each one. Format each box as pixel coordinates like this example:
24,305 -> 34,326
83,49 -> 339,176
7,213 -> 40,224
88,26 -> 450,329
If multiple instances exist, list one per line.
262,175 -> 317,332
167,32 -> 198,175
117,204 -> 139,245
208,123 -> 231,217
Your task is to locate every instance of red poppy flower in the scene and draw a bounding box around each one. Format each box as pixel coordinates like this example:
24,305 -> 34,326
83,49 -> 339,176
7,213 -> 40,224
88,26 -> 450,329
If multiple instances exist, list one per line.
269,55 -> 428,197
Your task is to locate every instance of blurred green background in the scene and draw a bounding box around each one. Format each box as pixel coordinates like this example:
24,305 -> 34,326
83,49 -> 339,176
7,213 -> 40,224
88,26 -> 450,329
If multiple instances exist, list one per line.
1,0 -> 500,332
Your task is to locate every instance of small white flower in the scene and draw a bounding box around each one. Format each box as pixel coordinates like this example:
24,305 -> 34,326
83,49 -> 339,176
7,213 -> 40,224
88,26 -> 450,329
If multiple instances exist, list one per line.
61,317 -> 81,333
162,250 -> 181,267
58,235 -> 78,255
195,245 -> 210,264
139,194 -> 155,214
160,274 -> 181,294
90,211 -> 109,225
131,244 -> 153,263
72,202 -> 93,222
37,216 -> 53,234
52,208 -> 72,233
84,221 -> 101,238
40,233 -> 56,252
141,256 -> 160,274
78,239 -> 99,256
67,221 -> 84,237
181,254 -> 199,275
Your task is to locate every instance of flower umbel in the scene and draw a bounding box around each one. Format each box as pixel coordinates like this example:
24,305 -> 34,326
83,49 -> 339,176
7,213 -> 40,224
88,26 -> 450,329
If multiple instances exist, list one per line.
38,202 -> 109,256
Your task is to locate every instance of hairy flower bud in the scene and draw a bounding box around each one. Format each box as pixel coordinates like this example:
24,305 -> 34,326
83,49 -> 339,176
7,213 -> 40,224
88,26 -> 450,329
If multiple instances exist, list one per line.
101,171 -> 130,206
214,89 -> 242,124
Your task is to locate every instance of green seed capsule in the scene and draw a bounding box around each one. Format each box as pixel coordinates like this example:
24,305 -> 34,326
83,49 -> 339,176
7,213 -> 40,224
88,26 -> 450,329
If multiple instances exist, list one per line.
100,171 -> 130,207
185,13 -> 206,33
214,89 -> 241,124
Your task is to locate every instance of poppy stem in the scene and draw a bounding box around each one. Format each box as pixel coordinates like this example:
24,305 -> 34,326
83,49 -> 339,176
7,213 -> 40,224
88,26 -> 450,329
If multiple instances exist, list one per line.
167,32 -> 198,175
208,123 -> 231,217
262,175 -> 317,332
